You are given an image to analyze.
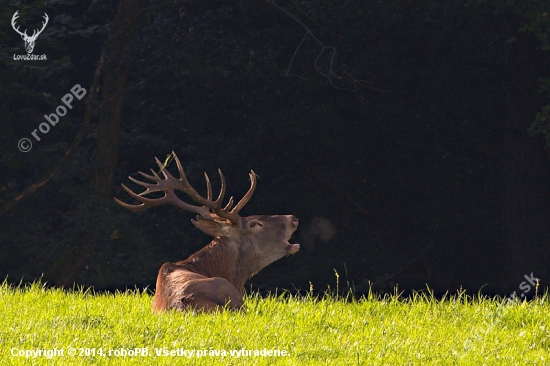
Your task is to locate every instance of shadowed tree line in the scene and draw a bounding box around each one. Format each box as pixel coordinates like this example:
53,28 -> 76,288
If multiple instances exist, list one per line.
1,0 -> 549,296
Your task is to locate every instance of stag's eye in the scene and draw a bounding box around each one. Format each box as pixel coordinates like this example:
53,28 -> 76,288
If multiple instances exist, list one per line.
249,221 -> 263,228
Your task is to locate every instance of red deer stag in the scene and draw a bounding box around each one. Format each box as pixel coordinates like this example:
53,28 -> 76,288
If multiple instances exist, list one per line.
114,152 -> 300,312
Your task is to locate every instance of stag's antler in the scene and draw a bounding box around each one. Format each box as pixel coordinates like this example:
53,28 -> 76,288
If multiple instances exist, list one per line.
11,11 -> 48,40
11,11 -> 26,37
114,152 -> 256,223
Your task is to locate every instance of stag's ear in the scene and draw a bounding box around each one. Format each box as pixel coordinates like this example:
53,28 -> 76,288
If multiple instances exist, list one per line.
191,216 -> 232,237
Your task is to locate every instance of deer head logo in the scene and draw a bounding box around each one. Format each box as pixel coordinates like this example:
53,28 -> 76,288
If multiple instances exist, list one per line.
11,11 -> 49,54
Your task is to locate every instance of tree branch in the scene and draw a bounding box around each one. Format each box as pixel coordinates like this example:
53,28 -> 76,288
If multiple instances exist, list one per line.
268,0 -> 384,93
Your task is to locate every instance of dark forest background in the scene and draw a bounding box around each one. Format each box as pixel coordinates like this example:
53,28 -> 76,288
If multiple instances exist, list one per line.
1,0 -> 550,296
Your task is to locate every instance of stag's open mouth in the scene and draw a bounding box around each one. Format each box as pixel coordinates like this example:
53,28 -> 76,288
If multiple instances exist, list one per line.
285,217 -> 300,254
285,242 -> 300,254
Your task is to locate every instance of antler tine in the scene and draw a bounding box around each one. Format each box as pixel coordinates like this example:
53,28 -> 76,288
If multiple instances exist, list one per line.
171,153 -> 215,206
150,168 -> 160,178
205,169 -> 247,223
204,172 -> 213,201
230,170 -> 257,215
215,169 -> 226,206
113,197 -> 146,212
128,174 -> 162,194
155,157 -> 175,179
223,197 -> 234,211
113,183 -> 167,212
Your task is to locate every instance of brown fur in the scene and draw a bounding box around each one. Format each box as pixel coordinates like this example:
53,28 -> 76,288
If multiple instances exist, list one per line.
152,215 -> 300,313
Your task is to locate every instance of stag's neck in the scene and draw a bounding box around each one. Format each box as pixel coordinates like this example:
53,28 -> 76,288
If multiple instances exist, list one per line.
180,237 -> 255,291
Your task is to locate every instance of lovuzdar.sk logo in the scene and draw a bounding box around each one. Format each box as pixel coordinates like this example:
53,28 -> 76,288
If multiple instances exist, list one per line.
11,10 -> 48,61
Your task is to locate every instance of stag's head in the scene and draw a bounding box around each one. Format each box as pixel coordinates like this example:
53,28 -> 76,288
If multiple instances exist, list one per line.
114,152 -> 300,268
11,11 -> 49,54
193,214 -> 300,270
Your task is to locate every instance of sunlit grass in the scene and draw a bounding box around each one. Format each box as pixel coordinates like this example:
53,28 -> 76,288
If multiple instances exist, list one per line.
1,281 -> 549,365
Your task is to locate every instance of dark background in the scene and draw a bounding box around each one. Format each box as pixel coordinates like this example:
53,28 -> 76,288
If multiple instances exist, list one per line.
1,0 -> 549,296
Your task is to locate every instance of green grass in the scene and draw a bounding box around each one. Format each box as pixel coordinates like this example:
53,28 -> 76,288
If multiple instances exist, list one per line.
1,281 -> 549,365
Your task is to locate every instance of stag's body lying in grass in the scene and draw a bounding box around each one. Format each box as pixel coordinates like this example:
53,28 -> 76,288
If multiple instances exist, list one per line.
115,152 -> 299,312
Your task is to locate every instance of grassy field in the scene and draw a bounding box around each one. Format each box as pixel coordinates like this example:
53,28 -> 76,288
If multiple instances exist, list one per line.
1,281 -> 549,365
